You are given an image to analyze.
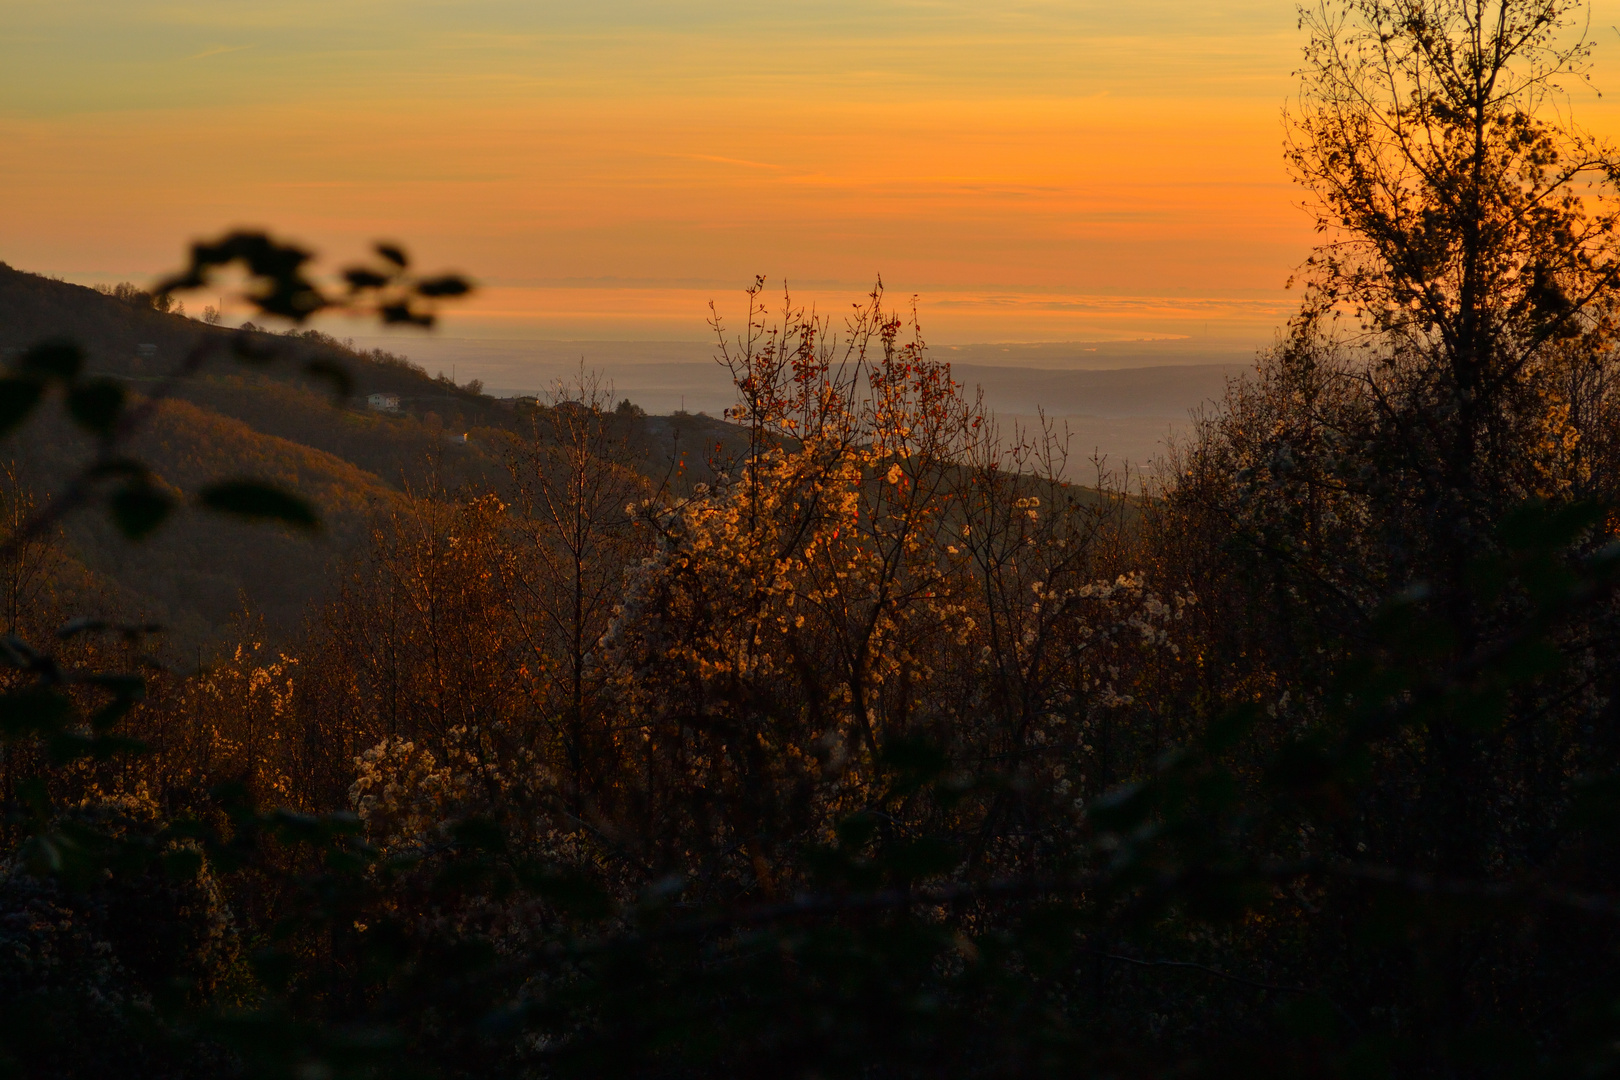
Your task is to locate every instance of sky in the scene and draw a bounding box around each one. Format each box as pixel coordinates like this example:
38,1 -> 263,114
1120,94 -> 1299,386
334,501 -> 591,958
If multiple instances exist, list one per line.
5,1 -> 1620,346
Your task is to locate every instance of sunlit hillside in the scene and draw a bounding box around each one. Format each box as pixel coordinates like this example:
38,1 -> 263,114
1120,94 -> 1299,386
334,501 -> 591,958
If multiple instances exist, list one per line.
0,263 -> 754,650
6,2 -> 1620,1078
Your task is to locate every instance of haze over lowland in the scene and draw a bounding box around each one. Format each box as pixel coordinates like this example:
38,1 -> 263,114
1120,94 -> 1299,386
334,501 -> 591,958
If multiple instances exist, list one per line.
348,334 -> 1253,472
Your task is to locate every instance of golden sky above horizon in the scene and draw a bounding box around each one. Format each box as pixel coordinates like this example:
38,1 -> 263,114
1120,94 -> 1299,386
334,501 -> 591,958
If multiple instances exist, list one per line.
6,1 -> 1620,344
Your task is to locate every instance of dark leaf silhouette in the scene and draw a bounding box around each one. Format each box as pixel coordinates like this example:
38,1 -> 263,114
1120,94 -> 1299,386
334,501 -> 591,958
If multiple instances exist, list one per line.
15,339 -> 84,381
109,482 -> 174,539
198,480 -> 319,529
415,275 -> 471,298
374,243 -> 409,268
65,379 -> 125,436
0,378 -> 45,436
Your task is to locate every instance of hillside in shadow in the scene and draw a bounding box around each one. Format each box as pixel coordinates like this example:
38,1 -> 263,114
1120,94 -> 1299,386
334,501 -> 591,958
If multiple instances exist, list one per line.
0,262 -> 750,654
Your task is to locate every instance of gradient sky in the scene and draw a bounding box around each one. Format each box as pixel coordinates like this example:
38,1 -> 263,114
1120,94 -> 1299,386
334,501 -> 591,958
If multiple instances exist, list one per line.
5,1 -> 1620,344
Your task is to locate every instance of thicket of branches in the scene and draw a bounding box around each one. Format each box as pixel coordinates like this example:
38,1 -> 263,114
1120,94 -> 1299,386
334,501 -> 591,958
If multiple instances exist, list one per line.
7,0 -> 1620,1076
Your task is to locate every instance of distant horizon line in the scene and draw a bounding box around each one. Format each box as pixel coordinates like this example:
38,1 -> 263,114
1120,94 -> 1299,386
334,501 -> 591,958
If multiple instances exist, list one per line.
338,332 -> 1265,349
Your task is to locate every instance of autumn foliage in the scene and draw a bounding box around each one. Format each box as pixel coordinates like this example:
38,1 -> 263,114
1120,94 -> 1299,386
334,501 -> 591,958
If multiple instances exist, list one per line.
10,1 -> 1620,1077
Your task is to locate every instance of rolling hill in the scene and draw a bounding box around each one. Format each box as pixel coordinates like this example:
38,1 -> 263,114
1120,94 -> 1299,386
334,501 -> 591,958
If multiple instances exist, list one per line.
0,262 -> 747,654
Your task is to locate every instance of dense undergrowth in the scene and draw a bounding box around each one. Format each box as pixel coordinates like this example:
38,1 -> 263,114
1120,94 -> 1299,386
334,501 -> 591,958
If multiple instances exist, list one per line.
8,0 -> 1620,1076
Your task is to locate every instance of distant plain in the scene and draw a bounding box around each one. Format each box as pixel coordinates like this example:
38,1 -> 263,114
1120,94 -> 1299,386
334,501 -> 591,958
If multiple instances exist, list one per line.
352,336 -> 1256,477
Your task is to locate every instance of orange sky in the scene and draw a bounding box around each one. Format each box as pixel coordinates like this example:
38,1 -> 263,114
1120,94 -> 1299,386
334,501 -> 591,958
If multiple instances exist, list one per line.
5,2 -> 1620,345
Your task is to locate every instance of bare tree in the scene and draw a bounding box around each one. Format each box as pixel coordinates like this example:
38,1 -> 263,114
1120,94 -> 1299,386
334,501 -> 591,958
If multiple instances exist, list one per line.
504,368 -> 651,812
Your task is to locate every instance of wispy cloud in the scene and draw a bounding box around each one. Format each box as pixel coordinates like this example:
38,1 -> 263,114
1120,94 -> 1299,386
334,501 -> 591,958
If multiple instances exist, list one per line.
673,153 -> 782,170
184,44 -> 255,62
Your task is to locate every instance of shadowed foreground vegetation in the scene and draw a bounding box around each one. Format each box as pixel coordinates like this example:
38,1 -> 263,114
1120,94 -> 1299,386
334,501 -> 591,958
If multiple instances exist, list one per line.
8,0 -> 1620,1076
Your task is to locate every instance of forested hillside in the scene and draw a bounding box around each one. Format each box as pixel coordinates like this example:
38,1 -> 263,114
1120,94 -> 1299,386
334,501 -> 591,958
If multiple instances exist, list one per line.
0,263 -> 748,650
6,1 -> 1620,1078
